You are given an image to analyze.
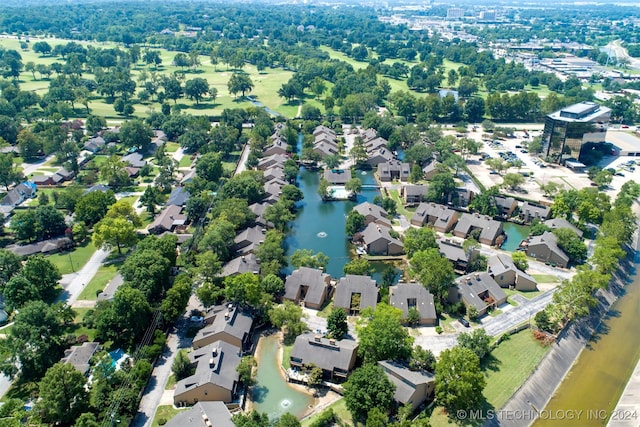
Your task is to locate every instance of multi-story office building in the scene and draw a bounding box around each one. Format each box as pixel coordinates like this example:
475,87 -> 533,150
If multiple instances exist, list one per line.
542,101 -> 611,163
447,8 -> 464,19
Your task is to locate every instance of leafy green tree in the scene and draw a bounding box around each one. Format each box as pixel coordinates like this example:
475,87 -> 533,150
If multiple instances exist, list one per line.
511,252 -> 529,271
36,362 -> 88,425
409,248 -> 455,303
219,171 -> 265,204
327,308 -> 348,340
17,128 -> 42,162
268,301 -> 307,343
4,275 -> 40,310
0,249 -> 22,290
343,258 -> 374,276
172,349 -> 194,381
553,228 -> 588,264
21,255 -> 61,302
184,77 -> 210,104
502,173 -> 525,190
403,227 -> 437,258
232,411 -> 270,427
345,177 -> 363,195
139,185 -> 163,215
237,356 -> 257,386
92,217 -> 137,255
409,345 -> 436,372
196,152 -> 224,183
99,155 -> 131,190
119,119 -> 153,151
457,329 -> 491,360
343,364 -> 396,421
261,274 -> 285,298
435,346 -> 486,413
224,273 -> 266,309
105,199 -> 142,226
95,286 -> 152,349
227,73 -> 254,98
264,201 -> 296,231
357,304 -> 413,363
0,153 -> 22,190
198,218 -> 236,261
289,249 -> 329,270
160,275 -> 192,324
426,172 -> 456,204
120,249 -> 171,301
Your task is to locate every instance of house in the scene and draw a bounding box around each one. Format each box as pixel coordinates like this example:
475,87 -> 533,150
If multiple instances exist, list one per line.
263,139 -> 288,157
361,128 -> 377,141
125,167 -> 140,178
313,125 -> 336,140
0,182 -> 36,206
410,202 -> 458,232
494,196 -> 518,217
173,340 -> 241,406
312,141 -> 339,158
83,136 -> 105,153
284,267 -> 332,309
544,218 -> 583,237
122,152 -> 146,168
487,254 -> 537,291
352,202 -> 391,228
55,168 -> 75,182
193,304 -> 253,350
290,334 -> 358,382
449,272 -> 508,316
389,283 -> 437,325
61,342 -> 100,376
167,186 -> 190,207
83,184 -> 110,195
7,237 -> 73,257
519,202 -> 551,224
221,253 -> 261,277
437,238 -> 477,273
263,178 -> 287,203
263,166 -> 284,182
400,185 -> 428,204
180,169 -> 197,184
422,161 -> 440,180
148,205 -> 187,234
165,401 -> 234,427
452,188 -> 474,207
367,147 -> 394,167
377,160 -> 410,182
333,275 -> 378,315
359,222 -> 404,256
378,360 -> 435,410
257,154 -> 287,171
453,213 -> 504,246
31,174 -> 64,186
525,231 -> 569,268
324,169 -> 352,185
233,226 -> 265,255
365,136 -> 388,153
249,202 -> 271,228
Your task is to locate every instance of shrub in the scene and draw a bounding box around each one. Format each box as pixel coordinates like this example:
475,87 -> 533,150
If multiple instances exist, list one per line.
436,326 -> 443,334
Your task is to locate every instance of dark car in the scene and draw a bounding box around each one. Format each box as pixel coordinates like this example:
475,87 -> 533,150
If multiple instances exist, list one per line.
458,318 -> 470,327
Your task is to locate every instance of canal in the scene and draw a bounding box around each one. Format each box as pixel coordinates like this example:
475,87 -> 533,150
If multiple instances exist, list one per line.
535,248 -> 640,426
501,222 -> 530,252
284,167 -> 382,279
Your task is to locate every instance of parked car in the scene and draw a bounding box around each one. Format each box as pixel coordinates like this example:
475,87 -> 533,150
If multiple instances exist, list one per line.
458,318 -> 470,327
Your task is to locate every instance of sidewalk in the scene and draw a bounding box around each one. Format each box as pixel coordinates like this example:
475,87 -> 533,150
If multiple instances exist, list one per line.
607,359 -> 640,427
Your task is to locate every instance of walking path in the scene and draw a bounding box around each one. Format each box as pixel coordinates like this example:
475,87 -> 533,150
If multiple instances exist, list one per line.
607,360 -> 640,427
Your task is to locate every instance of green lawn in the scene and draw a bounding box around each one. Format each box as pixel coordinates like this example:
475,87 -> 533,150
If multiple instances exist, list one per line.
46,241 -> 97,275
504,288 -> 545,300
179,155 -> 194,168
166,373 -> 177,391
282,344 -> 293,371
386,188 -> 415,219
531,274 -> 561,284
152,405 -> 186,427
301,398 -> 359,427
68,307 -> 97,341
77,263 -> 119,300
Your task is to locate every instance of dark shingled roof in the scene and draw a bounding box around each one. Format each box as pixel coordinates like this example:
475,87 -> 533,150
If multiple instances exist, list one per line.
284,267 -> 331,307
164,402 -> 234,427
167,186 -> 190,207
193,305 -> 253,349
334,275 -> 378,312
291,333 -> 358,373
389,283 -> 436,323
378,360 -> 434,405
61,342 -> 99,375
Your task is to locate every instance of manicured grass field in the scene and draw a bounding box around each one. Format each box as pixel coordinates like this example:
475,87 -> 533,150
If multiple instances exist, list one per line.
531,274 -> 561,283
69,307 -> 97,341
46,241 -> 97,275
77,263 -> 119,300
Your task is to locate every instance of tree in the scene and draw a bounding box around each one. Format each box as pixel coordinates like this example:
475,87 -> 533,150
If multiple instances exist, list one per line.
224,273 -> 266,310
511,252 -> 529,271
74,190 -> 116,226
36,362 -> 88,425
268,301 -> 307,343
343,258 -> 374,276
172,349 -> 194,381
502,173 -> 525,190
17,128 -> 42,162
409,345 -> 436,372
343,364 -> 396,421
0,249 -> 22,290
139,185 -> 163,215
237,356 -> 257,386
485,158 -> 508,175
232,411 -> 270,427
120,249 -> 171,301
435,346 -> 486,413
327,308 -> 348,340
92,217 -> 137,255
74,413 -> 100,427
0,153 -> 22,190
160,275 -> 192,324
289,249 -> 329,270
95,286 -> 152,349
196,152 -> 224,183
99,155 -> 131,190
403,227 -> 437,258
227,73 -> 254,98
264,201 -> 295,232
346,210 -> 366,236
553,228 -> 588,264
357,304 -> 413,363
457,329 -> 491,360
409,248 -> 455,303
119,119 -> 153,151
426,172 -> 456,204
105,199 -> 142,226
33,41 -> 52,56
185,78 -> 210,104
21,255 -> 61,302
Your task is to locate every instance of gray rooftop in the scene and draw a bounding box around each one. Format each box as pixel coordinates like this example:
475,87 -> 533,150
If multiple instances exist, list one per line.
437,239 -> 470,263
361,222 -> 403,249
324,169 -> 352,185
454,213 -> 503,243
550,101 -> 611,122
353,202 -> 390,226
455,272 -> 507,311
334,275 -> 378,312
521,202 -> 551,220
193,305 -> 253,348
164,402 -> 234,427
167,186 -> 190,207
527,231 -> 569,264
221,253 -> 261,277
389,283 -> 436,322
378,360 -> 434,404
284,267 -> 331,307
411,202 -> 457,228
61,342 -> 99,375
543,218 -> 583,237
487,253 -> 517,277
291,333 -> 358,373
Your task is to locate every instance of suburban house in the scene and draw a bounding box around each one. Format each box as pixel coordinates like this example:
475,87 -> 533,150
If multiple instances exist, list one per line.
353,202 -> 391,228
167,186 -> 190,207
313,125 -> 336,140
61,342 -> 100,376
389,283 -> 437,325
334,275 -> 378,315
366,147 -> 394,167
83,135 -> 105,153
452,187 -> 474,207
525,231 -> 569,268
7,237 -> 73,257
233,226 -> 265,255
148,205 -> 187,234
361,128 -> 377,141
192,304 -> 253,351
290,334 -> 358,382
377,160 -> 411,182
249,202 -> 271,228
422,161 -> 440,180
257,154 -> 287,171
437,238 -> 478,273
378,360 -> 435,410
173,340 -> 241,406
544,218 -> 583,237
125,167 -> 140,178
400,185 -> 428,205
283,267 -> 332,310
0,182 -> 36,207
487,254 -> 537,291
519,202 -> 551,224
263,139 -> 288,157
31,173 -> 64,186
165,401 -> 234,427
494,196 -> 518,217
365,136 -> 388,153
453,213 -> 504,246
263,178 -> 287,204
221,253 -> 261,277
312,141 -> 339,158
122,152 -> 146,168
324,169 -> 352,185
358,222 -> 404,256
263,166 -> 284,182
410,202 -> 458,232
449,272 -> 507,316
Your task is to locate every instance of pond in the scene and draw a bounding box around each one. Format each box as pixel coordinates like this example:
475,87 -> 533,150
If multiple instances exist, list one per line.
501,222 -> 530,252
284,167 -> 381,279
252,334 -> 314,420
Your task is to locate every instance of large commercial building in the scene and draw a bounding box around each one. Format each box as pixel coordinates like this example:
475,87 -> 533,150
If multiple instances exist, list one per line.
542,102 -> 611,164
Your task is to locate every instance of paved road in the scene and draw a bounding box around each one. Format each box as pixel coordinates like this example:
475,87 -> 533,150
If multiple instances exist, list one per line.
20,154 -> 55,177
57,248 -> 111,306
